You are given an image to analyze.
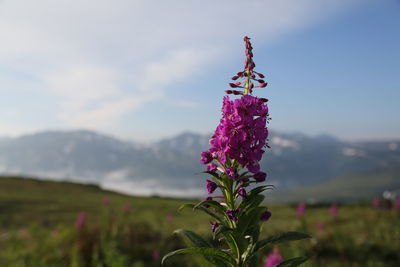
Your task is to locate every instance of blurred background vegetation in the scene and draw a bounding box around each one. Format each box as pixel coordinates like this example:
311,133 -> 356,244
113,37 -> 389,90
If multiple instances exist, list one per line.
0,176 -> 399,266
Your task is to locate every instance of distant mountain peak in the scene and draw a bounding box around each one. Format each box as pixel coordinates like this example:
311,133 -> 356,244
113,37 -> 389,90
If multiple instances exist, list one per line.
0,129 -> 399,198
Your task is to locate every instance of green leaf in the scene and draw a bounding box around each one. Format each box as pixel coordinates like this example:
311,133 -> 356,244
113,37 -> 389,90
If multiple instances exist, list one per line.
248,185 -> 273,196
161,247 -> 236,266
241,235 -> 255,262
202,171 -> 221,180
213,225 -> 232,239
173,229 -> 211,247
178,203 -> 222,221
219,230 -> 241,260
239,194 -> 265,212
178,203 -> 196,212
237,207 -> 264,235
194,199 -> 225,215
276,255 -> 310,267
173,229 -> 227,266
254,231 -> 311,251
197,205 -> 223,221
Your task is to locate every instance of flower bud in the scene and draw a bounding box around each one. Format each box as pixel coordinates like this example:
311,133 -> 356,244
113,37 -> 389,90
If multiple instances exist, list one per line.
258,82 -> 268,88
226,209 -> 240,222
254,172 -> 267,182
260,210 -> 272,221
229,83 -> 238,88
238,187 -> 247,198
211,221 -> 220,232
255,72 -> 265,78
206,179 -> 217,194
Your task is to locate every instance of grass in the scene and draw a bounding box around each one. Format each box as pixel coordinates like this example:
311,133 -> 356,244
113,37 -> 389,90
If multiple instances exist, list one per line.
0,176 -> 399,266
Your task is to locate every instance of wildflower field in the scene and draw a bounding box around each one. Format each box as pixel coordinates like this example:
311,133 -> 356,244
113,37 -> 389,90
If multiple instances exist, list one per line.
0,176 -> 399,266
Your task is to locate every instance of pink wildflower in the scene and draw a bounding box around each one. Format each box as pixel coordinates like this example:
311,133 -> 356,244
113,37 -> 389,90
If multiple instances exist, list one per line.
395,198 -> 400,210
102,199 -> 110,207
265,247 -> 283,267
296,202 -> 306,216
372,198 -> 380,209
329,204 -> 338,217
316,222 -> 325,230
75,211 -> 87,229
152,249 -> 160,261
123,204 -> 131,212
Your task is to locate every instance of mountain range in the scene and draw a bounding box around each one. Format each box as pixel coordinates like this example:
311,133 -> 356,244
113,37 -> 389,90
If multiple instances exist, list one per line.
0,130 -> 399,200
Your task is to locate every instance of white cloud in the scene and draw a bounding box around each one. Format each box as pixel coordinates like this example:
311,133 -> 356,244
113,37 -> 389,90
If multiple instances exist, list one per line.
137,48 -> 217,92
59,94 -> 157,128
0,0 -> 364,134
44,65 -> 120,110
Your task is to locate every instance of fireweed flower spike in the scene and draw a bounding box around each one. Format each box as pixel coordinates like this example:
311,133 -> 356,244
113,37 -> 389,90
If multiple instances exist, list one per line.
162,37 -> 311,267
296,202 -> 306,216
329,204 -> 338,218
75,211 -> 87,230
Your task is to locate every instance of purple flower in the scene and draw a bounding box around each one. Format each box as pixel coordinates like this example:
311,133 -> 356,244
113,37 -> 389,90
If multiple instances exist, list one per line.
206,180 -> 217,194
238,187 -> 247,198
265,247 -> 283,267
316,222 -> 325,230
207,163 -> 218,172
200,151 -> 213,164
102,199 -> 110,207
226,209 -> 240,222
211,221 -> 220,232
329,204 -> 338,217
152,249 -> 160,261
123,204 -> 131,212
254,172 -> 267,182
75,211 -> 87,229
204,94 -> 269,174
225,167 -> 238,180
372,198 -> 380,209
260,210 -> 272,221
296,202 -> 306,216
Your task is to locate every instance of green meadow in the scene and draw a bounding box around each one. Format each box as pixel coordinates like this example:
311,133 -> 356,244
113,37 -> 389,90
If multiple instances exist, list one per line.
0,176 -> 399,266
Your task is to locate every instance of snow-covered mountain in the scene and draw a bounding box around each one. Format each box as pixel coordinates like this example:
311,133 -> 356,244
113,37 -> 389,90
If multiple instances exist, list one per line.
0,130 -> 399,197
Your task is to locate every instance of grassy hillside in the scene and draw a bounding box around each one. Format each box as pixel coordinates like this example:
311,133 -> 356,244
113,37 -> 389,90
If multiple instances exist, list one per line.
0,176 -> 399,266
0,176 -> 211,233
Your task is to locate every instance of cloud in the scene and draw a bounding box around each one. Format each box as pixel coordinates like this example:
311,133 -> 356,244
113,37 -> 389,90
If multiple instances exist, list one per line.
137,48 -> 217,92
0,0 -> 364,134
44,65 -> 120,110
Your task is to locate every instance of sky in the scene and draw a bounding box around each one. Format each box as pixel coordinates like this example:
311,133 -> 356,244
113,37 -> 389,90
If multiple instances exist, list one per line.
1,0 -> 399,142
